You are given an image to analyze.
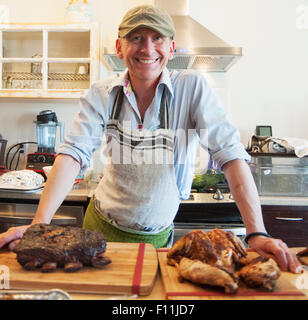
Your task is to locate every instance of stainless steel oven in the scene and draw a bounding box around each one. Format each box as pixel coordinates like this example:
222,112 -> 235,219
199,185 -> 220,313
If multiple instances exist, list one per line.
174,222 -> 246,243
0,202 -> 84,233
173,192 -> 246,243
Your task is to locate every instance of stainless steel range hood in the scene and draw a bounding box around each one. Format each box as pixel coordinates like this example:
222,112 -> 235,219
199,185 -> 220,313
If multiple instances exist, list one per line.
102,0 -> 242,72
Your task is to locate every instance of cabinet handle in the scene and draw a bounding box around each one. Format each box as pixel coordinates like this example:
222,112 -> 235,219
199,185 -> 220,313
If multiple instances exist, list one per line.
275,217 -> 303,221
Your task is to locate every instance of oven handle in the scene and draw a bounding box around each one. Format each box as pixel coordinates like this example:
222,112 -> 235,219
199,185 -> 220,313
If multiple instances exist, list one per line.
0,215 -> 77,225
275,217 -> 303,221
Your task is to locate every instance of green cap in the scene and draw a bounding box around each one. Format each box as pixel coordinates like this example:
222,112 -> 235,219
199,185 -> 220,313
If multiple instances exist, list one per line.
118,5 -> 176,38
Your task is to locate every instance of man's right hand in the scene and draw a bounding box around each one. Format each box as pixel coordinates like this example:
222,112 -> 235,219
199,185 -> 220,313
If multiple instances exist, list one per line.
0,225 -> 30,251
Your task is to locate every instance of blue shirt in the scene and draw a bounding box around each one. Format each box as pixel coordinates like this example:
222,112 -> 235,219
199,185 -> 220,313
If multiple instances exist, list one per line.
57,68 -> 250,200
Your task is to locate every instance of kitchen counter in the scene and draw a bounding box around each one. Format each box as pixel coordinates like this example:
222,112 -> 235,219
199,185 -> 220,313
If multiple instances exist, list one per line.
259,196 -> 308,206
183,193 -> 308,206
0,180 -> 92,202
2,182 -> 308,207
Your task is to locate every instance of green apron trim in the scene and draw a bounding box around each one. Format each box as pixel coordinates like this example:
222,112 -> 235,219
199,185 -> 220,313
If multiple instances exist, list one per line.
83,197 -> 173,249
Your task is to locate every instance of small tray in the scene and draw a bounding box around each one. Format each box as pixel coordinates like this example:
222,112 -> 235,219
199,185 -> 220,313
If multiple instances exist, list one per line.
0,289 -> 71,300
0,184 -> 44,193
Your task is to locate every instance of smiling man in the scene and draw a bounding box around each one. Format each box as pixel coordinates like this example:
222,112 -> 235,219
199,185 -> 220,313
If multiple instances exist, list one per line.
115,8 -> 175,120
0,5 -> 302,273
116,28 -> 175,82
116,27 -> 175,120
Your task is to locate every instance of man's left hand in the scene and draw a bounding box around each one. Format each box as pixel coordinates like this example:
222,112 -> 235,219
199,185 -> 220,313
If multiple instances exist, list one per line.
247,236 -> 303,274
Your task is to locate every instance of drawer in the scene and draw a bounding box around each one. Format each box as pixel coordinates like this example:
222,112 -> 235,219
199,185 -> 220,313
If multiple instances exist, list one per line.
262,205 -> 308,247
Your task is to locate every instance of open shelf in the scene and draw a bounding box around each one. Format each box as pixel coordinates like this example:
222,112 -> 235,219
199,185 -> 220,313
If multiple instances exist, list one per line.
0,23 -> 99,98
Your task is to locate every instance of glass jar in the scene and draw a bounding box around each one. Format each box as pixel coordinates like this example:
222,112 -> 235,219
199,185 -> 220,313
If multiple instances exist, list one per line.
65,0 -> 93,23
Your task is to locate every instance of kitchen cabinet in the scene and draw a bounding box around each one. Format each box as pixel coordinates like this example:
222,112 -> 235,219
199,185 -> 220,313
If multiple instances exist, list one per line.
175,199 -> 308,247
262,205 -> 308,247
0,23 -> 99,98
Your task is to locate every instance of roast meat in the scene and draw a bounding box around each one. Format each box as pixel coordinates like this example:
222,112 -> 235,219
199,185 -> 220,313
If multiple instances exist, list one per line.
14,224 -> 111,272
237,256 -> 281,291
177,257 -> 239,293
167,229 -> 280,293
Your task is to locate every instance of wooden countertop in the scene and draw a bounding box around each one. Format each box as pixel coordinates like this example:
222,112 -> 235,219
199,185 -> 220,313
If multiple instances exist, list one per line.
1,246 -> 308,301
71,270 -> 308,301
67,248 -> 308,300
70,269 -> 166,300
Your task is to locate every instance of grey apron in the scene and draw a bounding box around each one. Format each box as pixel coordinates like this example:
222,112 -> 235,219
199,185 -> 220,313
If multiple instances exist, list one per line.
94,85 -> 180,235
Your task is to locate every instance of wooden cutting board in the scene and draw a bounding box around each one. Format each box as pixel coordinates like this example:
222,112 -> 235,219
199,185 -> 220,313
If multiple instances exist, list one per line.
157,249 -> 307,300
0,242 -> 158,295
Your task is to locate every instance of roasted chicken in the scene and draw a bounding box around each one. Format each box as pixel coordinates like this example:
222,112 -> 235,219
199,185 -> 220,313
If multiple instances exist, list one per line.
168,229 -> 247,273
177,257 -> 238,293
167,229 -> 280,293
237,256 -> 281,291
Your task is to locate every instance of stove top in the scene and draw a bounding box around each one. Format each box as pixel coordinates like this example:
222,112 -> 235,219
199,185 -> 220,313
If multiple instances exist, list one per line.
183,192 -> 235,203
199,182 -> 230,194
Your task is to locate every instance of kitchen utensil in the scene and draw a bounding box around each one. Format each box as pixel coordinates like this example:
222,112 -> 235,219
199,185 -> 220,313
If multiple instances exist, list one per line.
31,54 -> 42,73
35,110 -> 63,154
1,242 -> 158,296
0,185 -> 44,193
157,249 -> 306,299
78,65 -> 86,74
26,110 -> 64,174
0,289 -> 71,300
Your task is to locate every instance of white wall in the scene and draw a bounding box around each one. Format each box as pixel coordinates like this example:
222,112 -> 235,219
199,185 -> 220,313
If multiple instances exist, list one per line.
0,0 -> 308,164
190,0 -> 308,144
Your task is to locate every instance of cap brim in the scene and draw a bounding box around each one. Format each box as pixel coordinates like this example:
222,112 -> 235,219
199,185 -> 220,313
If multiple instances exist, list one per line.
120,24 -> 173,38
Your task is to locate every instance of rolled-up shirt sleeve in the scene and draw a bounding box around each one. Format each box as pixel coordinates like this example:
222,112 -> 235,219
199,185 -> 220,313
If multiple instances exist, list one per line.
57,83 -> 107,174
190,74 -> 250,168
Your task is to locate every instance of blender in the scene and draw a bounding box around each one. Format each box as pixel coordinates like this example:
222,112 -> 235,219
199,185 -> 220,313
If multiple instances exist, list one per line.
26,110 -> 64,173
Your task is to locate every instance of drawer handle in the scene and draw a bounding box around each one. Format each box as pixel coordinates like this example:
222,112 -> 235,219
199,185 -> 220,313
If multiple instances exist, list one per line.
275,217 -> 303,221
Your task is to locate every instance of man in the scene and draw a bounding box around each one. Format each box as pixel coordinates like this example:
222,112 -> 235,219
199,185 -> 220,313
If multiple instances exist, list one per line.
0,5 -> 302,273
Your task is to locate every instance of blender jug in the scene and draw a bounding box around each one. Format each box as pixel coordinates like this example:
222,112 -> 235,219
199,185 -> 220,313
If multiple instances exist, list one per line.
35,110 -> 64,153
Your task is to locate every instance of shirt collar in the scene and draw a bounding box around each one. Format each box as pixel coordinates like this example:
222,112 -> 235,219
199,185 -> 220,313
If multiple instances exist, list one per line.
158,68 -> 173,97
107,68 -> 174,97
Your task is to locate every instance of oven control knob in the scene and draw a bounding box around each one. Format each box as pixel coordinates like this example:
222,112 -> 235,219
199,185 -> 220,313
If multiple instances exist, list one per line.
213,189 -> 224,200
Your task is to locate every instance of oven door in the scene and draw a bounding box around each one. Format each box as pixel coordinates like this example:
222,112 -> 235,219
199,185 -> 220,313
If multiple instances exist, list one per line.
0,203 -> 84,233
173,222 -> 246,243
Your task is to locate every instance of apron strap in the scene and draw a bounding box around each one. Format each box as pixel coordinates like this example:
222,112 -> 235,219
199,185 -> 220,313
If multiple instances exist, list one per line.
110,85 -> 170,129
159,86 -> 169,129
110,87 -> 124,120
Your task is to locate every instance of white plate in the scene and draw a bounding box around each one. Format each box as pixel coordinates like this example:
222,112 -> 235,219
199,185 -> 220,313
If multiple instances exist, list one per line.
0,183 -> 44,193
